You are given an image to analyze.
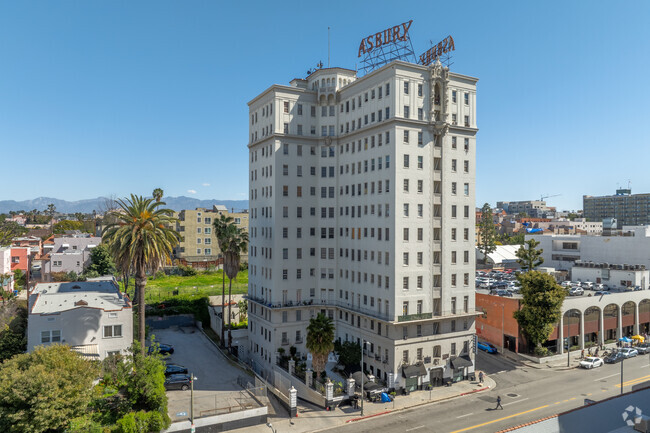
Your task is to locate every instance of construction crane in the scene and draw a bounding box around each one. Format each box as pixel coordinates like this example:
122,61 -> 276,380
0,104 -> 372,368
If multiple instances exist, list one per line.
540,193 -> 561,201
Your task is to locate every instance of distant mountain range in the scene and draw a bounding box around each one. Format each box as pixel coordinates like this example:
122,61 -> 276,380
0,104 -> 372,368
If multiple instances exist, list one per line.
0,197 -> 249,214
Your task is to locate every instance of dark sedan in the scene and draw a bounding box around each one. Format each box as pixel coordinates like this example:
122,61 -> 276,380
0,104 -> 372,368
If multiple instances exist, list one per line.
164,374 -> 191,391
148,343 -> 174,355
165,364 -> 188,377
604,352 -> 625,364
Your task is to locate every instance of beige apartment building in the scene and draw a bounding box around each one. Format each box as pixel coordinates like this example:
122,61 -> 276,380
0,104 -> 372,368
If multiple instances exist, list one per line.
173,205 -> 249,268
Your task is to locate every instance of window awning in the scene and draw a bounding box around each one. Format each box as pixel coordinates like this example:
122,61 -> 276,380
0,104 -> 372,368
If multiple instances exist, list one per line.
402,363 -> 427,378
70,344 -> 100,359
450,356 -> 473,369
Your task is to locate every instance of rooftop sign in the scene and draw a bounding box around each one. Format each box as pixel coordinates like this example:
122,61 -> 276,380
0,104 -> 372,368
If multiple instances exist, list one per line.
419,35 -> 455,66
358,20 -> 413,58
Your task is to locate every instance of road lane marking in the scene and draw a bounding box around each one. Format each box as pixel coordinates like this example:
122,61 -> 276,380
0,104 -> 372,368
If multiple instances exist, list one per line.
616,375 -> 650,387
594,373 -> 620,381
456,413 -> 474,419
406,426 -> 425,431
503,398 -> 529,407
448,405 -> 550,433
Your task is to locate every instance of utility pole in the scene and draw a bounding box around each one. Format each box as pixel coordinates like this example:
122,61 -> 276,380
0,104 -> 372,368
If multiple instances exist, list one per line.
621,357 -> 624,395
190,373 -> 197,433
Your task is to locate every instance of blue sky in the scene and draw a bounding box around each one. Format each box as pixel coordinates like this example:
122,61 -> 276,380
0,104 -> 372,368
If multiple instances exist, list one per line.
1,0 -> 648,211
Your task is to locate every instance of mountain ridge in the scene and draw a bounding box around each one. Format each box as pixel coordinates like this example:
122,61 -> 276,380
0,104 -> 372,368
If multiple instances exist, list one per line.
0,196 -> 249,214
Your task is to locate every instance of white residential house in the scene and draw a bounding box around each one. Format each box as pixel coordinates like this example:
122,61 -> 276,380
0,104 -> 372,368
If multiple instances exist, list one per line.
43,233 -> 100,278
27,277 -> 133,359
0,247 -> 14,292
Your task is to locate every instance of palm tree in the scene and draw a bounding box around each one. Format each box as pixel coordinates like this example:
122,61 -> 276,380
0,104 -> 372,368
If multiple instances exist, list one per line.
213,213 -> 236,347
102,194 -> 179,351
306,313 -> 335,377
224,226 -> 248,351
152,188 -> 164,202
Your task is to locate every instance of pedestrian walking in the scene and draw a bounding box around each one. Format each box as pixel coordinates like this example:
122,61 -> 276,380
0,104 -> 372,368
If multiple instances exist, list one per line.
479,371 -> 484,384
495,396 -> 503,410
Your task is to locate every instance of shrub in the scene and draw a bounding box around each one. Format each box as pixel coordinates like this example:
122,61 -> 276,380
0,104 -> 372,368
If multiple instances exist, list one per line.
534,346 -> 550,357
147,296 -> 210,327
177,264 -> 197,277
116,410 -> 166,433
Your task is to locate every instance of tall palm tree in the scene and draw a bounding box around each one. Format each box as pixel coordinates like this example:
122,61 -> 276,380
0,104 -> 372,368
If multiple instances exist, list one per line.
152,188 -> 164,202
102,194 -> 179,351
224,226 -> 248,351
306,313 -> 335,377
213,213 -> 236,347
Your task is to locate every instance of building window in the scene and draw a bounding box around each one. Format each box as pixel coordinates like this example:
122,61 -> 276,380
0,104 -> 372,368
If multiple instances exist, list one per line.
404,106 -> 410,118
403,82 -> 409,94
103,325 -> 122,338
464,92 -> 469,105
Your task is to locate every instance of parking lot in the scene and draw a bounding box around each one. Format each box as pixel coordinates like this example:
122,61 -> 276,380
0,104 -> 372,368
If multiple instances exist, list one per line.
150,326 -> 263,422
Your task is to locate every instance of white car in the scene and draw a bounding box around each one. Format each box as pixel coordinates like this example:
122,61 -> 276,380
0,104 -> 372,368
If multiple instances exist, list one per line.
582,281 -> 594,290
580,357 -> 604,369
619,348 -> 638,358
561,281 -> 572,287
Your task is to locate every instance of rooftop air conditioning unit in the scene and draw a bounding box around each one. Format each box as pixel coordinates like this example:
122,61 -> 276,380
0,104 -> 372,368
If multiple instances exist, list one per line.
634,414 -> 650,433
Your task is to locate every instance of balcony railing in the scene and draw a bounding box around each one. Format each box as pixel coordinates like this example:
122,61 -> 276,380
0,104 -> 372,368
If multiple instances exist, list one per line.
398,312 -> 433,322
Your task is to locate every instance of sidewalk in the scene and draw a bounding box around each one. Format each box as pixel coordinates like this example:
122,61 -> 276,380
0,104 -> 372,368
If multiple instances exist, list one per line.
232,373 -> 496,433
519,346 -> 617,371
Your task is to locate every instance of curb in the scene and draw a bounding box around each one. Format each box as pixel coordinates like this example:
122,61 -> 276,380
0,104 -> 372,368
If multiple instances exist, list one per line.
460,386 -> 489,396
346,410 -> 392,423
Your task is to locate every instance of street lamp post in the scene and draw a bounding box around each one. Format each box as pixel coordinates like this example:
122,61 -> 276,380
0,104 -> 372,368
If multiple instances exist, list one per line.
190,373 -> 198,433
360,340 -> 367,416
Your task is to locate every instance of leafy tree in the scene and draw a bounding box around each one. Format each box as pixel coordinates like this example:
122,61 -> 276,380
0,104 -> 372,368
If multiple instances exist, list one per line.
0,300 -> 27,362
0,221 -> 28,246
516,238 -> 544,271
13,269 -> 26,290
0,345 -> 99,432
306,313 -> 335,376
102,195 -> 179,351
74,212 -> 85,222
87,243 -> 116,276
213,213 -> 237,347
477,203 -> 497,263
513,271 -> 566,353
224,226 -> 248,350
237,299 -> 248,322
334,340 -> 361,371
0,273 -> 12,297
124,344 -> 169,418
46,203 -> 56,231
53,220 -> 84,234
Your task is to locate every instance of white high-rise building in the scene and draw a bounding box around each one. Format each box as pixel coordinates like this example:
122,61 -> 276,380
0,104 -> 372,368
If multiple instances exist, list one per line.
247,59 -> 478,390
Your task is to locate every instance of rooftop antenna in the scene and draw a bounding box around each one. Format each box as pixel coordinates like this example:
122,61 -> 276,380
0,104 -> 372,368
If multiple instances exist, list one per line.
328,26 -> 331,68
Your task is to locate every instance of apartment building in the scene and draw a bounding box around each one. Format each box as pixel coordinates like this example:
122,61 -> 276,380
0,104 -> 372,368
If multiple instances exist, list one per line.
584,188 -> 650,226
247,59 -> 478,390
496,200 -> 555,218
42,233 -> 100,278
174,205 -> 249,268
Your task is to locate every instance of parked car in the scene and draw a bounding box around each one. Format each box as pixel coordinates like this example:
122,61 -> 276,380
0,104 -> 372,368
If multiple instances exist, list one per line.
496,289 -> 513,297
561,281 -> 572,287
594,284 -> 605,291
619,348 -> 638,358
579,357 -> 604,369
164,374 -> 191,391
635,343 -> 650,354
569,287 -> 584,296
633,285 -> 644,291
148,343 -> 174,355
478,341 -> 498,354
604,352 -> 625,364
594,290 -> 610,296
165,364 -> 188,377
582,282 -> 594,290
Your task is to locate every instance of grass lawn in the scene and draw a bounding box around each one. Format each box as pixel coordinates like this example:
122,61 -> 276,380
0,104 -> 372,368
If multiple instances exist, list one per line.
122,270 -> 248,303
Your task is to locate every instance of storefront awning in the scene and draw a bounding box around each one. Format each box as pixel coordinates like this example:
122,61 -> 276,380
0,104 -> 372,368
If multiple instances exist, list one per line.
450,356 -> 473,369
402,363 -> 427,378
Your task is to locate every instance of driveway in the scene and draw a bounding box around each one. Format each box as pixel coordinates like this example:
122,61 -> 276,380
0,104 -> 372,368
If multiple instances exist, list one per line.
150,326 -> 258,422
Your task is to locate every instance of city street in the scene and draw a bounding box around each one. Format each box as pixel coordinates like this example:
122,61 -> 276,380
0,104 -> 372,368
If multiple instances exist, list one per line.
321,352 -> 650,433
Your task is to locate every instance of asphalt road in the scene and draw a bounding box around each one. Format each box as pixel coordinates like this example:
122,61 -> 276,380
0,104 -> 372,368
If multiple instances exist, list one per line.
323,352 -> 650,433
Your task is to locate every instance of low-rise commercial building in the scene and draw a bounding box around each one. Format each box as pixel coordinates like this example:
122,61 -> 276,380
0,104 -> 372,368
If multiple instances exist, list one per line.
528,226 -> 650,271
476,289 -> 650,354
27,277 -> 133,360
570,261 -> 648,290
